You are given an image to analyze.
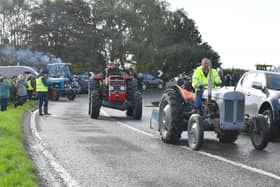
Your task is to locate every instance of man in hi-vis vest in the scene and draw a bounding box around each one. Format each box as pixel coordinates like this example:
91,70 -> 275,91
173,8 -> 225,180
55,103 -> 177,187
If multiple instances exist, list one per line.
192,58 -> 222,112
36,70 -> 50,115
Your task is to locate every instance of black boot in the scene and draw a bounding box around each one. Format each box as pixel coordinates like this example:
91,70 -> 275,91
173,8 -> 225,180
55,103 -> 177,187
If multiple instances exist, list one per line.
44,106 -> 51,115
39,107 -> 43,116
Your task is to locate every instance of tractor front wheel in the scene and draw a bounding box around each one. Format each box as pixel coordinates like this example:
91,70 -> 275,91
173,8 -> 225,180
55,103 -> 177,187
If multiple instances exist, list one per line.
67,90 -> 76,101
90,91 -> 101,119
187,114 -> 204,150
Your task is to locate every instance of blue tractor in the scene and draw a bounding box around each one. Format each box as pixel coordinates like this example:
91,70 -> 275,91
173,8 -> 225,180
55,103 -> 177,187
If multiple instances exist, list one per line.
47,63 -> 76,101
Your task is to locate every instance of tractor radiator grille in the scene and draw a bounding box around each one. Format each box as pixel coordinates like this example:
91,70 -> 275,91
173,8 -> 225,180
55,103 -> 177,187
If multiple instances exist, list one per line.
236,101 -> 244,123
225,100 -> 234,122
224,100 -> 244,123
113,85 -> 121,91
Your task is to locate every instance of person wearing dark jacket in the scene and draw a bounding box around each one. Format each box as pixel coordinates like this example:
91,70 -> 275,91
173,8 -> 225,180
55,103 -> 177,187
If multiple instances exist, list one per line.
14,74 -> 27,107
36,70 -> 50,115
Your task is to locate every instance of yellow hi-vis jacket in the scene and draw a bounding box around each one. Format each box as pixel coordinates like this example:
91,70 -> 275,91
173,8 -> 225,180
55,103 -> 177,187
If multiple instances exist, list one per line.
192,66 -> 221,91
36,77 -> 48,92
27,80 -> 33,91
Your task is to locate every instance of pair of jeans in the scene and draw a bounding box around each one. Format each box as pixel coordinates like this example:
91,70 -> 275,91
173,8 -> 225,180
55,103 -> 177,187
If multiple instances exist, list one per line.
15,96 -> 27,106
37,92 -> 48,107
1,98 -> 9,111
195,89 -> 203,109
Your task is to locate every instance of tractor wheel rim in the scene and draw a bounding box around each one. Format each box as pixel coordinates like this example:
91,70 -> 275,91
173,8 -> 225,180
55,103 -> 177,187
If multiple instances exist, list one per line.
189,122 -> 198,145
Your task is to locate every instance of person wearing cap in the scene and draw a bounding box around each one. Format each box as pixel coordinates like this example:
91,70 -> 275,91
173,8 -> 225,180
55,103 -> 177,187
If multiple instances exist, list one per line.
36,70 -> 50,115
26,73 -> 35,100
0,75 -> 11,111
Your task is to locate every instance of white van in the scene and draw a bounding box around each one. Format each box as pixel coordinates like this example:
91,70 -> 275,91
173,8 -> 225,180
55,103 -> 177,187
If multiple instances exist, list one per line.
0,66 -> 38,78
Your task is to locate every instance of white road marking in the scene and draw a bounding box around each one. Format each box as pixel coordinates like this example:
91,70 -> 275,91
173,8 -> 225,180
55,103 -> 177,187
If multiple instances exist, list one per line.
182,147 -> 280,181
117,121 -> 154,137
31,110 -> 80,187
101,108 -> 280,181
101,109 -> 154,137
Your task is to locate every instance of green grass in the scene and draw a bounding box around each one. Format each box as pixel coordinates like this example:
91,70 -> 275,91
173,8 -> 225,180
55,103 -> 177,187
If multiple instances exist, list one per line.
0,101 -> 38,187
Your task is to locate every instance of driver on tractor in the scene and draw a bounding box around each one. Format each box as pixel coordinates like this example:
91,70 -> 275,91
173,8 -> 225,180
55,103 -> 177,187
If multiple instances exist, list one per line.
192,57 -> 222,113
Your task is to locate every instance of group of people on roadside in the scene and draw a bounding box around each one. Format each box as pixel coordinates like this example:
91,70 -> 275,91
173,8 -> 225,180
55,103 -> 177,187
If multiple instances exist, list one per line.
0,70 -> 50,115
0,73 -> 34,111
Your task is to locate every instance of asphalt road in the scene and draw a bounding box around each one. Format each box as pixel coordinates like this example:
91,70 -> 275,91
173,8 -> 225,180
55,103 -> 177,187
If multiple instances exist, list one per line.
33,92 -> 280,187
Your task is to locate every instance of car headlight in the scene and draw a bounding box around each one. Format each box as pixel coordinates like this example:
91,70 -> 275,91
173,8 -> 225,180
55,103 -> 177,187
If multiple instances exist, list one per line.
109,85 -> 114,91
120,85 -> 125,91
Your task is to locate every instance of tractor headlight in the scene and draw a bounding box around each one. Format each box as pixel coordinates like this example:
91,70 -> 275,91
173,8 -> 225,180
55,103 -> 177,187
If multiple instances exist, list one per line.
109,85 -> 114,91
120,85 -> 125,91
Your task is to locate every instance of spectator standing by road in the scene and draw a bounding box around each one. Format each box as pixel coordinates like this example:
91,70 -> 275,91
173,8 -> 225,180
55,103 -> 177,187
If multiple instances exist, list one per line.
15,74 -> 28,107
26,73 -> 35,100
0,75 -> 11,111
36,70 -> 50,116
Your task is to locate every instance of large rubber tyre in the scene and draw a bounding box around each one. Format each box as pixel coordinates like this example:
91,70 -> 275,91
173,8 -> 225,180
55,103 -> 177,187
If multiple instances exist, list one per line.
218,130 -> 239,143
133,92 -> 142,120
90,91 -> 101,119
187,114 -> 204,150
250,114 -> 270,150
67,90 -> 76,101
159,90 -> 185,144
262,109 -> 279,140
126,79 -> 138,101
88,92 -> 91,115
126,107 -> 133,116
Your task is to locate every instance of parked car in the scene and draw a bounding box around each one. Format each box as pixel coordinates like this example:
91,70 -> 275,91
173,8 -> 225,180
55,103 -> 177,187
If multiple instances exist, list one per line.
76,72 -> 94,93
142,74 -> 163,90
235,71 -> 280,138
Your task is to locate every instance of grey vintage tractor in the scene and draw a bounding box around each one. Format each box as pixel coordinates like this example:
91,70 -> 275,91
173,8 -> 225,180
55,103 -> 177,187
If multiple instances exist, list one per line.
151,71 -> 270,150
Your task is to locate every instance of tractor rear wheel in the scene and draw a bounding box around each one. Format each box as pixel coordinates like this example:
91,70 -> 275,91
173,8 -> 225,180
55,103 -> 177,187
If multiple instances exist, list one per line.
188,114 -> 204,150
127,79 -> 138,101
90,91 -> 101,119
159,90 -> 184,144
126,107 -> 133,116
133,92 -> 142,120
218,130 -> 239,143
250,114 -> 269,150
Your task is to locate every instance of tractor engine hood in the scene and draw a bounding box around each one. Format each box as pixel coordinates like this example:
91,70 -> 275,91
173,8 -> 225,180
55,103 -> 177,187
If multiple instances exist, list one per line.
202,87 -> 244,101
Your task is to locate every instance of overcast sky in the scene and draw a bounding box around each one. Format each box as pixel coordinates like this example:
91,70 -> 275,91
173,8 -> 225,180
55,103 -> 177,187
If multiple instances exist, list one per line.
167,0 -> 280,70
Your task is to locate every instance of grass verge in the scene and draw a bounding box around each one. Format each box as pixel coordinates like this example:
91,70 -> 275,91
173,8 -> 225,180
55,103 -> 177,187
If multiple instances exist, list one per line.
0,101 -> 38,187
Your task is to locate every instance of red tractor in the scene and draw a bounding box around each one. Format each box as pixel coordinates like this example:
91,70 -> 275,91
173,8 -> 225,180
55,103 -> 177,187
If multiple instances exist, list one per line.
88,71 -> 142,120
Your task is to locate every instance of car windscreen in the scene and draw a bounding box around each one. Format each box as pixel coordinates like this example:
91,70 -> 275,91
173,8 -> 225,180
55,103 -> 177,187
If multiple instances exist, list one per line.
266,74 -> 280,90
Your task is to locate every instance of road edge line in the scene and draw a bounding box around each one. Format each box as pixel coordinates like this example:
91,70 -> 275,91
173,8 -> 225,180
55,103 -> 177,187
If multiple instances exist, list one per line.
31,110 -> 80,187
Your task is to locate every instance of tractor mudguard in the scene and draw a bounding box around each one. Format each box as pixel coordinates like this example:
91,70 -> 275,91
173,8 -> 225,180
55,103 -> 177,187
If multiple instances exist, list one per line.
172,85 -> 195,105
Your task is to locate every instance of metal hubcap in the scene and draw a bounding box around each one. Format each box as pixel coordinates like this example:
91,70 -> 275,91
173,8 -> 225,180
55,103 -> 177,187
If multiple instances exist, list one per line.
189,122 -> 198,145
